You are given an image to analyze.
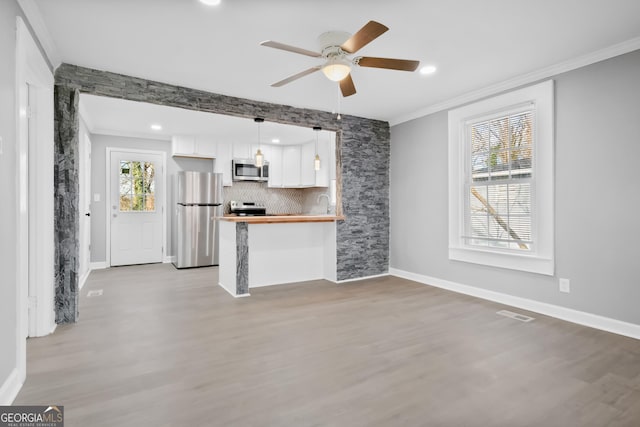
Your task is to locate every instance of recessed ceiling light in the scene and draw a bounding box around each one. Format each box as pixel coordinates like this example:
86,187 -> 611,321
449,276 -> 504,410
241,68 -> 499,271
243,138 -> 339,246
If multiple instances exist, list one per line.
199,0 -> 221,5
150,124 -> 162,131
271,138 -> 280,143
420,65 -> 437,75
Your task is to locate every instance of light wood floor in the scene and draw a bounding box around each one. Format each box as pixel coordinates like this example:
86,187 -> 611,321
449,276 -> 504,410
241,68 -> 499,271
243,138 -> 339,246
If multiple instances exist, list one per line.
15,264 -> 640,426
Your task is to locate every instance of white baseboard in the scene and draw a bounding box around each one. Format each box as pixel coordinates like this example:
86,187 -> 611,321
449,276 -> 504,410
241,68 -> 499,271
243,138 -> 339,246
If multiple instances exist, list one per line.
218,282 -> 250,298
336,272 -> 389,284
0,368 -> 23,405
163,256 -> 175,264
390,268 -> 640,340
90,261 -> 107,270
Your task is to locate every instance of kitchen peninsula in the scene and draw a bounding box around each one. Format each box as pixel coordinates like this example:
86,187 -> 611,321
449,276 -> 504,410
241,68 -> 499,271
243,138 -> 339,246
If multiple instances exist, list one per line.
218,214 -> 344,297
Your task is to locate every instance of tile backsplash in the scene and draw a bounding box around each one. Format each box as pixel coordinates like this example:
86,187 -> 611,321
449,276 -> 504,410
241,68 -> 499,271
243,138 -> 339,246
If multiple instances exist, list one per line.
223,182 -> 332,215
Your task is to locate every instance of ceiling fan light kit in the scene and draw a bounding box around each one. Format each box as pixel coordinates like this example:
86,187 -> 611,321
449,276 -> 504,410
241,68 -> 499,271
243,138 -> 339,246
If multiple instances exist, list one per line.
322,57 -> 351,82
261,20 -> 420,97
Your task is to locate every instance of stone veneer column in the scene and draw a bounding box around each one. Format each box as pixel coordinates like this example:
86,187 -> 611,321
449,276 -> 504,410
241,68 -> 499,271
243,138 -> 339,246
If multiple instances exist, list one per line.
54,85 -> 80,323
236,223 -> 249,295
54,64 -> 390,320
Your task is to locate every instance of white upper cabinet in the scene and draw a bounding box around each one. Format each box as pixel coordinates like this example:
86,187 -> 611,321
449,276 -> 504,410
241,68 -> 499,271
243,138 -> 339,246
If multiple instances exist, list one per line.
282,146 -> 302,187
171,135 -> 217,159
232,142 -> 251,160
300,142 -> 316,187
268,145 -> 283,188
314,137 -> 331,188
214,141 -> 233,186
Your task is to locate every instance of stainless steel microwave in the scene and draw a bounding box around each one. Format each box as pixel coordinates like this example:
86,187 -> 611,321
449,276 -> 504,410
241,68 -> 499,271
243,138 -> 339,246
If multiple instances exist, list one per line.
232,159 -> 269,182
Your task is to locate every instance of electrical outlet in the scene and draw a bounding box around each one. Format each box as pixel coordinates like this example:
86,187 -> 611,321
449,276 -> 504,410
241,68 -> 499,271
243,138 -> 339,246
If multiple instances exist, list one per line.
559,278 -> 571,293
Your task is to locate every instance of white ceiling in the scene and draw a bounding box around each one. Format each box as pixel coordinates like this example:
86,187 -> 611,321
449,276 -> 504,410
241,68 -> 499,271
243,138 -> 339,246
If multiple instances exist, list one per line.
29,0 -> 640,134
79,94 -> 329,144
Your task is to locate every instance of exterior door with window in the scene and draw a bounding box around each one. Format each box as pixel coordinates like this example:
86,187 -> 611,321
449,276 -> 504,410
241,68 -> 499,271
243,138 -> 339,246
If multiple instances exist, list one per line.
110,150 -> 164,266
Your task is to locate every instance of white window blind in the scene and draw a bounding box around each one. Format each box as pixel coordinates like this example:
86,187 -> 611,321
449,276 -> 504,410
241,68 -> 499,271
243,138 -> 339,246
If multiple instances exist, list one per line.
465,109 -> 533,251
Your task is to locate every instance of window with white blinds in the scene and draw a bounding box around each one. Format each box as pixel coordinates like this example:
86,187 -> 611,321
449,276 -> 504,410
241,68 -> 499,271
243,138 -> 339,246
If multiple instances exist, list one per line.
466,109 -> 533,251
448,80 -> 555,275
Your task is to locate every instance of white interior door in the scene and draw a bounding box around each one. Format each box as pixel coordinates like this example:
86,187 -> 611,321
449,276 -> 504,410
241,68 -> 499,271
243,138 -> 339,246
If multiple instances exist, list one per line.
109,150 -> 164,266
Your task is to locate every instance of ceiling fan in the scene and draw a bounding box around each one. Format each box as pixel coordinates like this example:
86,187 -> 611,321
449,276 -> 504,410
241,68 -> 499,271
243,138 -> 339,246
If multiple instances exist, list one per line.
260,20 -> 420,97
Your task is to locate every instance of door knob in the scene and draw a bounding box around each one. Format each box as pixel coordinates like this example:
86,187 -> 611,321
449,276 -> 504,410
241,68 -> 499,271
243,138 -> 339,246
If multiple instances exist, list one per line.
112,213 -> 117,218
85,213 -> 91,217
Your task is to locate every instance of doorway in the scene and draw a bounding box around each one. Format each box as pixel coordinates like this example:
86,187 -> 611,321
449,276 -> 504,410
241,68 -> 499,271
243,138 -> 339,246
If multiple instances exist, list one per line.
106,148 -> 166,266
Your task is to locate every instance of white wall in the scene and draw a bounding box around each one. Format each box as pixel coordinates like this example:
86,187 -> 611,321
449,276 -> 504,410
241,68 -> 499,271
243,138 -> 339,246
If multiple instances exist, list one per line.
0,0 -> 51,403
0,0 -> 21,396
90,134 -> 213,263
390,49 -> 640,326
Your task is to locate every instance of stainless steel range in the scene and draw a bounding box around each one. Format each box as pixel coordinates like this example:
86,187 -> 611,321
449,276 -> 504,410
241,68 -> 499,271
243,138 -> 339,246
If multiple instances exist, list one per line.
229,201 -> 267,216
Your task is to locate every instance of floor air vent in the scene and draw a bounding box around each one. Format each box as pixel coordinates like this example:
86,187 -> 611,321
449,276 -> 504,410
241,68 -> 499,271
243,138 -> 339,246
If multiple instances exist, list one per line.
87,289 -> 103,298
496,310 -> 535,322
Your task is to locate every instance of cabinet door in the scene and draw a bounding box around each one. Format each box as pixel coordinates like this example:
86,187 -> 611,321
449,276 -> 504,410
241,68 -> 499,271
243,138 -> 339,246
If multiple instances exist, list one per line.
268,145 -> 283,188
171,135 -> 196,156
214,141 -> 233,186
314,137 -> 330,187
232,142 -> 251,160
300,142 -> 316,187
282,146 -> 301,187
195,136 -> 217,158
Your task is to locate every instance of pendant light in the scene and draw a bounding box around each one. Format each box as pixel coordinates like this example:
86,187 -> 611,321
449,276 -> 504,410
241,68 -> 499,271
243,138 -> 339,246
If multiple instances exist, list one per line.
313,126 -> 321,171
254,117 -> 264,167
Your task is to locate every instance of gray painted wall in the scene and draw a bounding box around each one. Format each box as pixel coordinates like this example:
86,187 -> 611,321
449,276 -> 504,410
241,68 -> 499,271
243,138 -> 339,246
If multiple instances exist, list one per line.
90,134 -> 212,263
0,0 -> 22,389
390,49 -> 640,325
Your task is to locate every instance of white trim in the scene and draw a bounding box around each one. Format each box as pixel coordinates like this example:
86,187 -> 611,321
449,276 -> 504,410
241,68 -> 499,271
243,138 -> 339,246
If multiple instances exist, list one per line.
448,80 -> 554,276
105,147 -> 167,267
163,256 -> 175,263
16,0 -> 61,69
79,270 -> 90,291
0,368 -> 23,405
335,272 -> 389,284
90,261 -> 107,270
389,268 -> 640,341
218,282 -> 250,298
390,36 -> 640,126
15,15 -> 56,397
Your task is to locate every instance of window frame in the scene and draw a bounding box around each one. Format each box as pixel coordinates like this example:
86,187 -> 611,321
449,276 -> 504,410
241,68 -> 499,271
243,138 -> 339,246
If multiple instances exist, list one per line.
448,80 -> 554,275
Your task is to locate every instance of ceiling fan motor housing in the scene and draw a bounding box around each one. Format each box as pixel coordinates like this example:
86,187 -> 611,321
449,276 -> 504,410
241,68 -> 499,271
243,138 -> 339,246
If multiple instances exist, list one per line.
318,31 -> 352,57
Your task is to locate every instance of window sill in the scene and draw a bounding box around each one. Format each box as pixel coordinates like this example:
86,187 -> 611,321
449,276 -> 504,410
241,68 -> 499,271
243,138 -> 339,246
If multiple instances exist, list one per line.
449,247 -> 554,276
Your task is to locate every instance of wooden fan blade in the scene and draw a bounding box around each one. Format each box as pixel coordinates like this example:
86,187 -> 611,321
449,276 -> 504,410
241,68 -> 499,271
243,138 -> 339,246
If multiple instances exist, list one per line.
271,66 -> 322,87
260,40 -> 322,58
357,57 -> 420,71
340,21 -> 389,54
339,74 -> 356,97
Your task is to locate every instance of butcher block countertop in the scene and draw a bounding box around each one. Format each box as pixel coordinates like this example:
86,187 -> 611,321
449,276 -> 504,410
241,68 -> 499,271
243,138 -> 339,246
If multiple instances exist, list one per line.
220,214 -> 344,224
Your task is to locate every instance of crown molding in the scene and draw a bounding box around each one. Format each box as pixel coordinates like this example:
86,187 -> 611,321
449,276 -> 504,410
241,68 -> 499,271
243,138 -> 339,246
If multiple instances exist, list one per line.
17,0 -> 62,70
390,36 -> 640,127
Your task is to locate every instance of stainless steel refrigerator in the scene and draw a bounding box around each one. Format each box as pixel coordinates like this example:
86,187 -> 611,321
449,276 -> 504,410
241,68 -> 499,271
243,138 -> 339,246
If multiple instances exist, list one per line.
172,171 -> 223,269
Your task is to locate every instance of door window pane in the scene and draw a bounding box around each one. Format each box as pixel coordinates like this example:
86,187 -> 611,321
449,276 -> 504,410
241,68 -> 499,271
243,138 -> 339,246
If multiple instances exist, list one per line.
119,160 -> 155,212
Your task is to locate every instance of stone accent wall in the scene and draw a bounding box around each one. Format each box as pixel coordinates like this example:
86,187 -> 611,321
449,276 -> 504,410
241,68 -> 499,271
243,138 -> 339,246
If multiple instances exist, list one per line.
54,63 -> 389,320
53,85 -> 80,323
336,117 -> 390,280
